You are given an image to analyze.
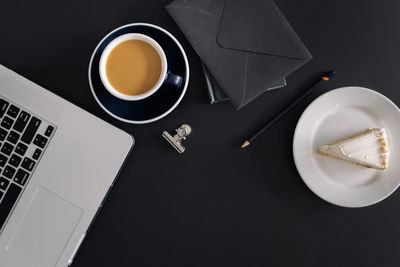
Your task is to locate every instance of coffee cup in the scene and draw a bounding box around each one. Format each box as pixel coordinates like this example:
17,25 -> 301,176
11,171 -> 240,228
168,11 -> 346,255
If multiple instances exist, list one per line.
99,33 -> 183,101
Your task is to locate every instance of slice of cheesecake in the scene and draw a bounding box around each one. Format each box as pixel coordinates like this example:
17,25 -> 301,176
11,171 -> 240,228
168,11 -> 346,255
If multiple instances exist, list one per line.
318,128 -> 389,170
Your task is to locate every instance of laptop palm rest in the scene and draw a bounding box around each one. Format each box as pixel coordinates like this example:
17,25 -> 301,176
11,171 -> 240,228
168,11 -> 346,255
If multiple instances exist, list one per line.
6,187 -> 83,267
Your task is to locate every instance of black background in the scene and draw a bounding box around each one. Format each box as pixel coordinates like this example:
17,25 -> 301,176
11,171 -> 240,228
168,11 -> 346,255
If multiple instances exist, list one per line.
1,0 -> 400,266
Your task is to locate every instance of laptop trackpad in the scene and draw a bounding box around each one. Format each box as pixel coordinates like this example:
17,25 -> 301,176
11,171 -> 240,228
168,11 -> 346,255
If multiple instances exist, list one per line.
7,187 -> 83,267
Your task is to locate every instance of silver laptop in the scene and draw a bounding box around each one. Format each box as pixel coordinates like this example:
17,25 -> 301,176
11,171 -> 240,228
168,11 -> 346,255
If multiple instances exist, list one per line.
0,64 -> 134,267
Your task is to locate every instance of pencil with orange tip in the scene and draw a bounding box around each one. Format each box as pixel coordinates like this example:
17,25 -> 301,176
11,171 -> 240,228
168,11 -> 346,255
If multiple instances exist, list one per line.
241,70 -> 335,148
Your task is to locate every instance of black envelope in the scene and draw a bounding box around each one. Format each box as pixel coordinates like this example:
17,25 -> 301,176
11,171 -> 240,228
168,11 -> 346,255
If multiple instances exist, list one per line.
166,0 -> 312,109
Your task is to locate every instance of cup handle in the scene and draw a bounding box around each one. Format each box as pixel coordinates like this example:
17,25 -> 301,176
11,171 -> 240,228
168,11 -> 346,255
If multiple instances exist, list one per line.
165,71 -> 183,87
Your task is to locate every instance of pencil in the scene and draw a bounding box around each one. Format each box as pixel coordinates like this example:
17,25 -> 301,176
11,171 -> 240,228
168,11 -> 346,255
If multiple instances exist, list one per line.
241,70 -> 335,148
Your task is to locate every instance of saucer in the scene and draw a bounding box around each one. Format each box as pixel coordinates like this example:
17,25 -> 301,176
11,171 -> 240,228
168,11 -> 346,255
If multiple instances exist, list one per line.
88,23 -> 189,124
293,87 -> 400,207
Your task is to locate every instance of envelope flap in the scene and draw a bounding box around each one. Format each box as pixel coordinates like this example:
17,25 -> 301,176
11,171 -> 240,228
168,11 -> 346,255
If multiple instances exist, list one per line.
217,0 -> 311,59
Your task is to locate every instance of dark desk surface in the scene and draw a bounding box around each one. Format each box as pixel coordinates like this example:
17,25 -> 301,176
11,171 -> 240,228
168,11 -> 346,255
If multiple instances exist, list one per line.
2,0 -> 400,266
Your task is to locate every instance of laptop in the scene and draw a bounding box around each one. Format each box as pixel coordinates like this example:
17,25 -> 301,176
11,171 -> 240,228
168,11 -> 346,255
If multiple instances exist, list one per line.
0,64 -> 134,267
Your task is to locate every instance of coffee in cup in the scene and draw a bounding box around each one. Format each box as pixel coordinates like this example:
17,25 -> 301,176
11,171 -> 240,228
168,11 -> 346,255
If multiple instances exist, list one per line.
99,33 -> 182,101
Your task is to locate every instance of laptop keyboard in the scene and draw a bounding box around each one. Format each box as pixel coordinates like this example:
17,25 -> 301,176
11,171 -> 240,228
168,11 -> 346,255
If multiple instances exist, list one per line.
0,97 -> 56,232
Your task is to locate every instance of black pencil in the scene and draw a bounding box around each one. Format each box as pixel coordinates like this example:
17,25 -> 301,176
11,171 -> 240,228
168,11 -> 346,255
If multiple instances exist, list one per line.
241,70 -> 335,148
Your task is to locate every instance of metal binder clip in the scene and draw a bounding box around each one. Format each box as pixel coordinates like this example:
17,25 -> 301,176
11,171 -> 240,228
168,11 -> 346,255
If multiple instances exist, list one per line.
162,124 -> 192,153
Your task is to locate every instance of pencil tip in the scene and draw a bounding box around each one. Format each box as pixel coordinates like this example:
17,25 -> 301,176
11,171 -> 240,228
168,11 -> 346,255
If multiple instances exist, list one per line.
241,140 -> 250,148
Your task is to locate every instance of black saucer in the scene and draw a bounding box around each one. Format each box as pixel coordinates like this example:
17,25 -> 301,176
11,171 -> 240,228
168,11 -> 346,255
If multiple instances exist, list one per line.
89,23 -> 189,124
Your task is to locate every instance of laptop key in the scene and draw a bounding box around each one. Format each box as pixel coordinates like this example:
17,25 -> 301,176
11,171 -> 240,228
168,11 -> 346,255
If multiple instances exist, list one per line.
1,116 -> 13,130
44,125 -> 54,137
13,111 -> 30,133
20,117 -> 41,144
0,177 -> 9,191
9,154 -> 22,168
14,169 -> 29,186
0,128 -> 6,141
32,148 -> 42,160
7,131 -> 20,144
0,154 -> 6,167
15,142 -> 27,156
0,100 -> 9,118
21,158 -> 35,172
3,165 -> 16,179
0,183 -> 22,230
1,142 -> 14,156
33,134 -> 48,148
6,105 -> 19,118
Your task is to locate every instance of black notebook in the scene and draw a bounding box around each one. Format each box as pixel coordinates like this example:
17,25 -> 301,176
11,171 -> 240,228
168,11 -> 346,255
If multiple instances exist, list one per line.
166,0 -> 311,109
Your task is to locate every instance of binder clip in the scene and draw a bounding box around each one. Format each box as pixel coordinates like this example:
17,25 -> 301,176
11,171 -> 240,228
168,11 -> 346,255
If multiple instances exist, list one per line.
162,124 -> 192,153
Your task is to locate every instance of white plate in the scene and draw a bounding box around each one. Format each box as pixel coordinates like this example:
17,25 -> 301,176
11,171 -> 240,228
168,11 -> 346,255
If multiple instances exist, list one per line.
293,87 -> 400,207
